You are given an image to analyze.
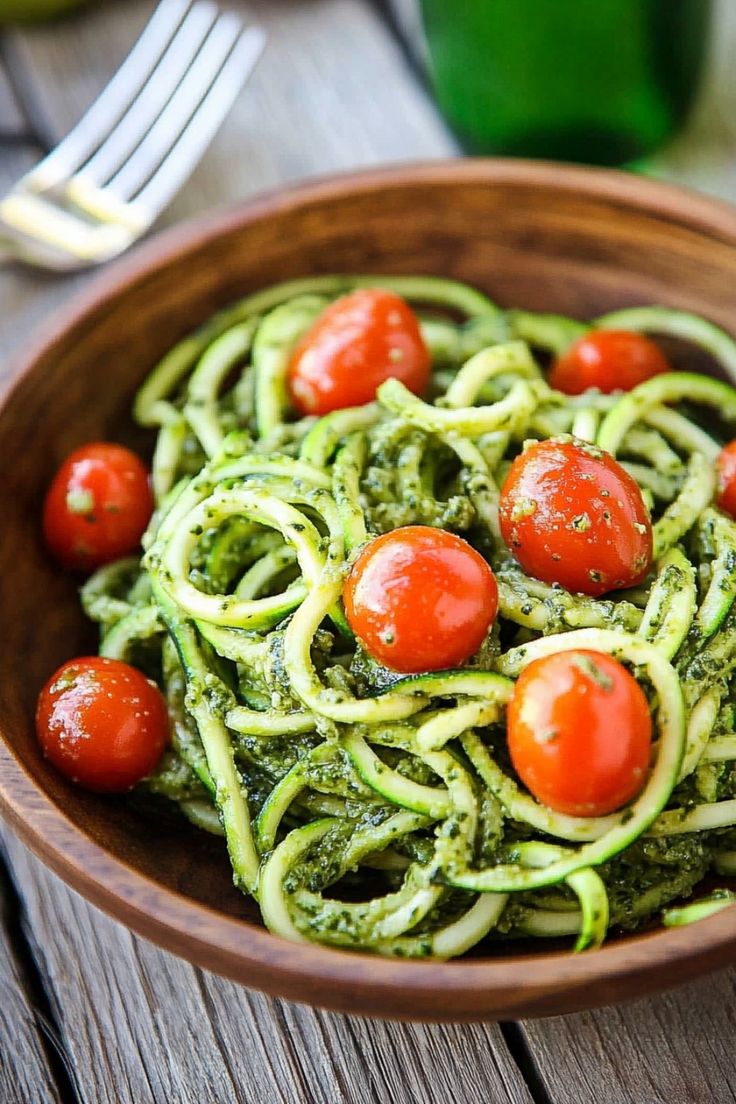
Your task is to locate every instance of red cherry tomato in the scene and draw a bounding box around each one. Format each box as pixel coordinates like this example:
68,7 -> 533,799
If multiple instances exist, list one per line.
550,330 -> 670,395
288,288 -> 430,416
507,649 -> 652,817
716,440 -> 736,519
343,525 -> 498,674
43,442 -> 153,573
499,437 -> 652,597
36,657 -> 168,793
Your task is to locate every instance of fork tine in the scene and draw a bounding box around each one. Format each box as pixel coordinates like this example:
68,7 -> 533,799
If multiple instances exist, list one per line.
106,15 -> 258,204
133,25 -> 266,219
0,222 -> 90,272
0,191 -> 132,263
79,1 -> 219,188
27,0 -> 192,192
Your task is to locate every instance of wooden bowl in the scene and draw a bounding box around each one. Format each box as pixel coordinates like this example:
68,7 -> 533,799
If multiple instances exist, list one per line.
2,160 -> 736,1021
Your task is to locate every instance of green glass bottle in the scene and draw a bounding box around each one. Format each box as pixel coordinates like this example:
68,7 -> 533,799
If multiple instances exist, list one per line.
419,0 -> 712,165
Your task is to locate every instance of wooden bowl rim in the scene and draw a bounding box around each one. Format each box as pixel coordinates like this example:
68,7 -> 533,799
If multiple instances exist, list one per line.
2,158 -> 736,1020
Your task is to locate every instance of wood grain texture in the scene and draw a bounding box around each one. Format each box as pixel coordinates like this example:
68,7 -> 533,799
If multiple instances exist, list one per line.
0,852 -> 61,1104
2,826 -> 530,1104
522,976 -> 736,1104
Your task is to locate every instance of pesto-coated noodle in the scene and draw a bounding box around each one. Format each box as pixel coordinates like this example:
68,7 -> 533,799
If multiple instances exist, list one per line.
81,276 -> 736,956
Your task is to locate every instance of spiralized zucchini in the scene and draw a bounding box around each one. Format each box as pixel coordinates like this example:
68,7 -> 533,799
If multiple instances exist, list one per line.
82,275 -> 736,957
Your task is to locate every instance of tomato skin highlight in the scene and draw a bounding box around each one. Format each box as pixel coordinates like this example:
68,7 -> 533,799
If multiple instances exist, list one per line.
716,440 -> 736,519
43,443 -> 153,573
343,525 -> 498,674
36,657 -> 168,793
507,650 -> 652,817
550,330 -> 670,395
287,288 -> 430,416
499,437 -> 652,597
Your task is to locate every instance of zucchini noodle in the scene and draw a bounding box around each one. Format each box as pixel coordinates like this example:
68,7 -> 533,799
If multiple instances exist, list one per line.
81,275 -> 736,957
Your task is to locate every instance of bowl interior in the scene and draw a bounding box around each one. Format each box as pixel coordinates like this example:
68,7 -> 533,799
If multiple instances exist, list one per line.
2,162 -> 736,1016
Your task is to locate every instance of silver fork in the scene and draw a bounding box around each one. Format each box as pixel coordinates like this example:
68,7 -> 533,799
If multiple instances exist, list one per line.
0,0 -> 265,271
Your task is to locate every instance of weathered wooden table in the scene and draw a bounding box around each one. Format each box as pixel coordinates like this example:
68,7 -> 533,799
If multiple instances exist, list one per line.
2,3 -> 736,1101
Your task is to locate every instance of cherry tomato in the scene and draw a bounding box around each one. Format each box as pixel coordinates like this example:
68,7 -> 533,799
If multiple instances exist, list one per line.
43,442 -> 153,573
507,649 -> 652,816
288,288 -> 430,416
343,525 -> 498,673
36,657 -> 168,793
716,440 -> 736,519
550,330 -> 670,395
499,437 -> 652,597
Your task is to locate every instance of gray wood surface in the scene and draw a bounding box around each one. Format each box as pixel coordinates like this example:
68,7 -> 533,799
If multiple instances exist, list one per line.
524,980 -> 736,1104
2,1 -> 736,1102
0,852 -> 61,1104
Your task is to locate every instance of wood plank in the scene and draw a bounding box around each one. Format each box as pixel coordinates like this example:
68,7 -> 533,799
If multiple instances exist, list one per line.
302,1012 -> 533,1103
521,970 -> 736,1104
2,827 -> 530,1104
0,848 -> 62,1104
